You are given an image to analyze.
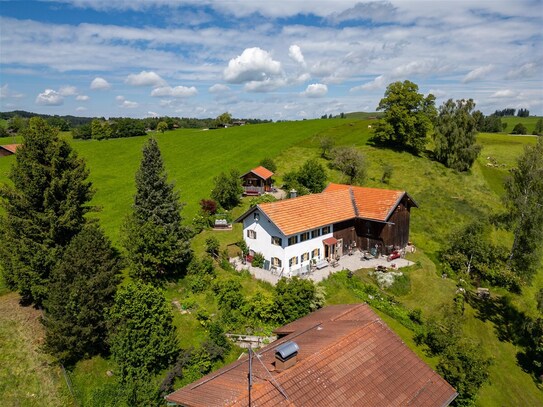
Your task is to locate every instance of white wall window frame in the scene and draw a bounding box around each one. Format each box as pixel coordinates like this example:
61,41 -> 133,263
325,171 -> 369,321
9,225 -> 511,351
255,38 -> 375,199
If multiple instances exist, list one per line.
247,229 -> 257,239
271,236 -> 282,246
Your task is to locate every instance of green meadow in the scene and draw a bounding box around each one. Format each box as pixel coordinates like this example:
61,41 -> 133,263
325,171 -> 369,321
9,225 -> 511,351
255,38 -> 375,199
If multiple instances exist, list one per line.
0,119 -> 542,406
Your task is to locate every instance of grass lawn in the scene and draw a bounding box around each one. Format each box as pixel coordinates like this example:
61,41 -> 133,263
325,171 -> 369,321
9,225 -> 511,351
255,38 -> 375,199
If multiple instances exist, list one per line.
501,115 -> 542,135
0,293 -> 75,407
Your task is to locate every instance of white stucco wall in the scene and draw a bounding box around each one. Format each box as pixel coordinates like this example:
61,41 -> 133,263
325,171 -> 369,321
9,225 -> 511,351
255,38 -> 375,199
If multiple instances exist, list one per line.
241,207 -> 333,274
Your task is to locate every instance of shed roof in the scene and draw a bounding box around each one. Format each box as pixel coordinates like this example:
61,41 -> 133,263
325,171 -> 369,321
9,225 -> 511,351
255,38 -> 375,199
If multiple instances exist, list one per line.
0,144 -> 21,154
166,304 -> 457,407
241,166 -> 274,180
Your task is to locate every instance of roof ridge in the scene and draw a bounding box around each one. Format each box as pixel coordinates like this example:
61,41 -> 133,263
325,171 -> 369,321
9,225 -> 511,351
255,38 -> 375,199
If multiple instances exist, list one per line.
349,187 -> 360,217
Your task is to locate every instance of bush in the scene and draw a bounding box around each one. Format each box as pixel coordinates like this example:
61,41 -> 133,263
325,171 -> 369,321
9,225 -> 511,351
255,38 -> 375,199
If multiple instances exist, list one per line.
511,123 -> 527,135
251,252 -> 265,268
259,157 -> 277,173
205,236 -> 220,258
381,163 -> 393,183
200,199 -> 218,215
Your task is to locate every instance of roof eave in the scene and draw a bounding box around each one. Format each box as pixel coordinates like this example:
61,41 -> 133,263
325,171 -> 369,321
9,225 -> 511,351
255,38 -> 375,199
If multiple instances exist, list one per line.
384,192 -> 418,222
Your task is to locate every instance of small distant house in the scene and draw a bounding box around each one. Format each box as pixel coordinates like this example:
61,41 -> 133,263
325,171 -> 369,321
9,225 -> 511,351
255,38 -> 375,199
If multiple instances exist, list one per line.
166,303 -> 457,406
232,120 -> 246,126
235,183 -> 417,275
0,144 -> 21,157
240,165 -> 274,196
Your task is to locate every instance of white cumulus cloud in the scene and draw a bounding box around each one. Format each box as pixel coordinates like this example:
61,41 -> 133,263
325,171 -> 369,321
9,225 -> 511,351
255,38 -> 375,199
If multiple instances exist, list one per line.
58,85 -> 78,96
151,85 -> 198,98
90,77 -> 111,90
302,83 -> 328,98
462,65 -> 494,83
76,95 -> 90,101
76,106 -> 87,112
224,47 -> 282,84
288,45 -> 306,66
208,84 -> 231,93
125,71 -> 166,87
35,89 -> 64,106
350,75 -> 387,92
0,84 -> 24,99
121,100 -> 138,108
147,111 -> 159,117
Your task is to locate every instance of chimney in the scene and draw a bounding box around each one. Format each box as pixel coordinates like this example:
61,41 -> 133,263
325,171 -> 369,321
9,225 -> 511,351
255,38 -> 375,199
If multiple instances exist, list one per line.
289,189 -> 297,199
275,341 -> 299,372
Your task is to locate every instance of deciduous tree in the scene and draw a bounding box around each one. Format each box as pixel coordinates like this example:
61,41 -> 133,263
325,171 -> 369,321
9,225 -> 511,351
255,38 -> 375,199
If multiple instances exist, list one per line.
331,146 -> 367,184
504,137 -> 543,284
122,138 -> 192,282
210,169 -> 243,209
259,157 -> 277,173
42,224 -> 121,365
433,99 -> 481,171
373,80 -> 436,154
0,117 -> 94,305
157,121 -> 168,134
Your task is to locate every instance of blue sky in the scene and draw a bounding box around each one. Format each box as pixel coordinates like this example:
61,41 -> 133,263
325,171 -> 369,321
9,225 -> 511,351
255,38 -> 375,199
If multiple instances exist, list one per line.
1,0 -> 542,120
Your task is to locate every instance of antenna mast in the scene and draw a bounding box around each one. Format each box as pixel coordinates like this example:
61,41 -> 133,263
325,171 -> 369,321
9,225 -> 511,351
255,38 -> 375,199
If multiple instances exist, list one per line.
248,345 -> 253,407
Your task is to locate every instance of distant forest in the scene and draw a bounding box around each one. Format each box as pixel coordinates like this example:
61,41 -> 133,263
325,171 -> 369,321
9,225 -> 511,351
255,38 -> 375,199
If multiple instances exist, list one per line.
0,110 -> 272,131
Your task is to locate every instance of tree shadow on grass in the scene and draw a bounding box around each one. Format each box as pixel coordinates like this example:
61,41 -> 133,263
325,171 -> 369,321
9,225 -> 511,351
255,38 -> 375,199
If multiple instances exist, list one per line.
465,292 -> 541,379
466,292 -> 527,344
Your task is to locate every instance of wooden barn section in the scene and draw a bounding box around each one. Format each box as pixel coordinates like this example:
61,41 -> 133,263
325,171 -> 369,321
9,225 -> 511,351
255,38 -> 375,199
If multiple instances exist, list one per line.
325,184 -> 417,255
240,165 -> 274,196
0,144 -> 20,157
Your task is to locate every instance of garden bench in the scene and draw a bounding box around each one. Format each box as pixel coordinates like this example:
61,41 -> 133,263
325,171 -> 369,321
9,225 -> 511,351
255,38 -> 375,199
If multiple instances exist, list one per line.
315,259 -> 328,269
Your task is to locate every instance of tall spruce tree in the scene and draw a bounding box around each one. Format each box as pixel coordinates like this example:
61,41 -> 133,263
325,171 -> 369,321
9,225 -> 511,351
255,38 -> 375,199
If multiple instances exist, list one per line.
42,224 -> 122,365
0,117 -> 94,306
433,98 -> 481,171
504,137 -> 543,284
122,138 -> 191,282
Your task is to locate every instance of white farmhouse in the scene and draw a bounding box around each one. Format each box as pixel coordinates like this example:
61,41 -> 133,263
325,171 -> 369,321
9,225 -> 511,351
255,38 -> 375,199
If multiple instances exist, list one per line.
235,183 -> 418,276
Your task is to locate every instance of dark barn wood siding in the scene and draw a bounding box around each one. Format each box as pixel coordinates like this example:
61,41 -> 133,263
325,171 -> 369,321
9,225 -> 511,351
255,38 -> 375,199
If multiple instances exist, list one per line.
379,201 -> 410,250
333,220 -> 356,250
354,219 -> 384,252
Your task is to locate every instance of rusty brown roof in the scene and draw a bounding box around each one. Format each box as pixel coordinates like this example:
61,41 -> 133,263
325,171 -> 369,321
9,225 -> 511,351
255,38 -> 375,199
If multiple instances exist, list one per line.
0,144 -> 21,154
241,166 -> 274,180
166,304 -> 457,407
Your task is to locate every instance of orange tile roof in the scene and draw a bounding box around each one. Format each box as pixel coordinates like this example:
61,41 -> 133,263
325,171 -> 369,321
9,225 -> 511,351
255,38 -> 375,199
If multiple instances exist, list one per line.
258,189 -> 356,236
166,304 -> 457,407
247,183 -> 414,236
325,183 -> 406,221
245,166 -> 274,180
0,144 -> 21,154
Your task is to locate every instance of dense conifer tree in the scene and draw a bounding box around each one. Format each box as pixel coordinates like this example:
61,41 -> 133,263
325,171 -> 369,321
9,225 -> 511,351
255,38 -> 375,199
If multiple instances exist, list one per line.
0,117 -> 93,305
433,98 -> 481,171
42,224 -> 121,365
122,137 -> 192,282
108,281 -> 178,403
